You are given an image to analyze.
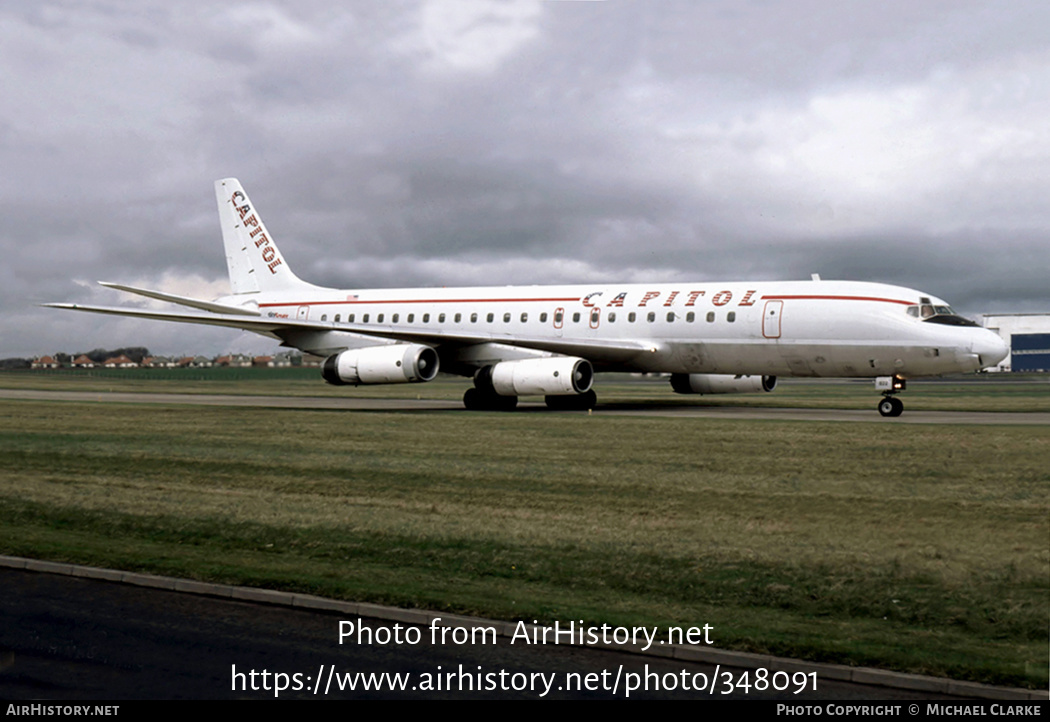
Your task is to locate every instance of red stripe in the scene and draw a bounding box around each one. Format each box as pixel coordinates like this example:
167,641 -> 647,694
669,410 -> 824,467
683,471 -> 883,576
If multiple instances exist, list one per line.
261,293 -> 914,308
259,297 -> 580,308
760,294 -> 912,305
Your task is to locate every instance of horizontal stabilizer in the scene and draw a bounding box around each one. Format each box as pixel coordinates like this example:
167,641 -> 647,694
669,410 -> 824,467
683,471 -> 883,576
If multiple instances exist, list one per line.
41,303 -> 286,332
97,282 -> 261,316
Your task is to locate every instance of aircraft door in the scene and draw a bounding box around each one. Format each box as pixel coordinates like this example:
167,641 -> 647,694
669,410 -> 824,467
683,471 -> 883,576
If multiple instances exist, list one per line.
553,307 -> 564,337
589,307 -> 601,329
297,305 -> 310,320
763,300 -> 782,339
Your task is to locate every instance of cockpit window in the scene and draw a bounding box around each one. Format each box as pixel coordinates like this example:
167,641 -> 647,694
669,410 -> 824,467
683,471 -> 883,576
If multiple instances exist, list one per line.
907,304 -> 977,327
925,314 -> 979,327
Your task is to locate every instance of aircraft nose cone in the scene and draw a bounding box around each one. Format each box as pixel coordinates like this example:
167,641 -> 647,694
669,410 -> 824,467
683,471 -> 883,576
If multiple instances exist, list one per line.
972,330 -> 1009,369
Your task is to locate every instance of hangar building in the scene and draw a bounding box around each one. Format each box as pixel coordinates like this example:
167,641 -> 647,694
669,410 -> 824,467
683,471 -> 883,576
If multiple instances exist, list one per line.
980,313 -> 1050,372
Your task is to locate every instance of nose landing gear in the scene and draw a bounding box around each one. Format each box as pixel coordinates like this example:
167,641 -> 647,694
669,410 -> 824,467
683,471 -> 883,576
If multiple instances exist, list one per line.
875,376 -> 906,417
877,395 -> 904,417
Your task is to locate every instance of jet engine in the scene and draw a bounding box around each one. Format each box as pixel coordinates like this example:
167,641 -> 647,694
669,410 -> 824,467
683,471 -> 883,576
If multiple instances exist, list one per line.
670,373 -> 777,395
322,344 -> 439,385
476,357 -> 593,396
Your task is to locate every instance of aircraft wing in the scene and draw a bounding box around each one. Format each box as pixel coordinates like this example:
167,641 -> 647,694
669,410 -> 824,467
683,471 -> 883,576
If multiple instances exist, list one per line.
353,324 -> 658,364
42,302 -> 656,364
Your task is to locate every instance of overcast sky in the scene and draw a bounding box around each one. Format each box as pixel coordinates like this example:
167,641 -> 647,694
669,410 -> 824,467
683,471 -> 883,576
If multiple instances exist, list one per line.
3,0 -> 1048,358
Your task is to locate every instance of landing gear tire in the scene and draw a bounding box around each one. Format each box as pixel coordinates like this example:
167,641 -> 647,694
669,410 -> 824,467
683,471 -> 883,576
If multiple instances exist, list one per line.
463,387 -> 482,410
545,389 -> 597,411
877,396 -> 903,417
463,387 -> 518,411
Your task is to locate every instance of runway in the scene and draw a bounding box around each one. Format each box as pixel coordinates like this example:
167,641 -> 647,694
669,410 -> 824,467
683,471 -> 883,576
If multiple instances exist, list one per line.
1,388 -> 1048,425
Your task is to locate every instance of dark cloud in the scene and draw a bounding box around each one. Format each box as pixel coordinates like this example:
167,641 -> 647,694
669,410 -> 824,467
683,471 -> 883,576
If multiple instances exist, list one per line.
2,0 -> 1047,358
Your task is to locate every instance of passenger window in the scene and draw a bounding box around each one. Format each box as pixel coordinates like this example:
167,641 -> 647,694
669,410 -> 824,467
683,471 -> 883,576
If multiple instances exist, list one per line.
363,313 -> 370,323
572,312 -> 581,323
348,314 -> 355,323
392,313 -> 399,323
334,314 -> 341,323
520,313 -> 528,323
628,312 -> 636,323
486,313 -> 494,323
471,313 -> 478,323
407,313 -> 414,323
541,312 -> 549,323
608,312 -> 616,323
377,313 -> 384,323
454,313 -> 461,323
706,312 -> 715,322
666,312 -> 675,323
686,312 -> 694,322
321,314 -> 328,321
727,312 -> 736,322
647,312 -> 655,323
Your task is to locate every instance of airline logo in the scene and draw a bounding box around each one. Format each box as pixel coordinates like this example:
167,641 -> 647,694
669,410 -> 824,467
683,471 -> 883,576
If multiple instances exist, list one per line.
583,290 -> 757,307
231,191 -> 284,274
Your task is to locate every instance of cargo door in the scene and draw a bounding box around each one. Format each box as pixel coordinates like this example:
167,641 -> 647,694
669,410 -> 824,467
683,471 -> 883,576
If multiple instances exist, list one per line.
763,300 -> 782,339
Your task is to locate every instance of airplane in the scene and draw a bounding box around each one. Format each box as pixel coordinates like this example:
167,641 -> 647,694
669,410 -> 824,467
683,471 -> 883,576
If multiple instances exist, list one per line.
46,178 -> 1009,417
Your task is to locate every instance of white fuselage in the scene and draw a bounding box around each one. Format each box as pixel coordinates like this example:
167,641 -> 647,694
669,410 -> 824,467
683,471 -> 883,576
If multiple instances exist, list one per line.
231,278 -> 1006,379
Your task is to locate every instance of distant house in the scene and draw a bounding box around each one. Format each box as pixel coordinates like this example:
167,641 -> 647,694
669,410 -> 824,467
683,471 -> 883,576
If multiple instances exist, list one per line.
72,355 -> 95,368
142,356 -> 175,368
103,354 -> 138,368
32,355 -> 61,369
215,354 -> 251,367
177,356 -> 212,368
252,355 -> 274,367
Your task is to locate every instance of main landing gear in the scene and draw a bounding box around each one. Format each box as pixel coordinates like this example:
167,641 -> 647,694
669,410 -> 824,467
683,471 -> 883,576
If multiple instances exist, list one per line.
462,387 -> 598,411
462,387 -> 518,411
875,376 -> 906,417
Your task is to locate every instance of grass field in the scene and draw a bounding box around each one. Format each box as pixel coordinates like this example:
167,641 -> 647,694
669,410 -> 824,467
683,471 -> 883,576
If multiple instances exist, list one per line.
0,371 -> 1046,689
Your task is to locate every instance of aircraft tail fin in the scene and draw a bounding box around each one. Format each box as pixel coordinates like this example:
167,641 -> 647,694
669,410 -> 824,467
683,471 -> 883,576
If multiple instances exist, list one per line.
215,178 -> 313,295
